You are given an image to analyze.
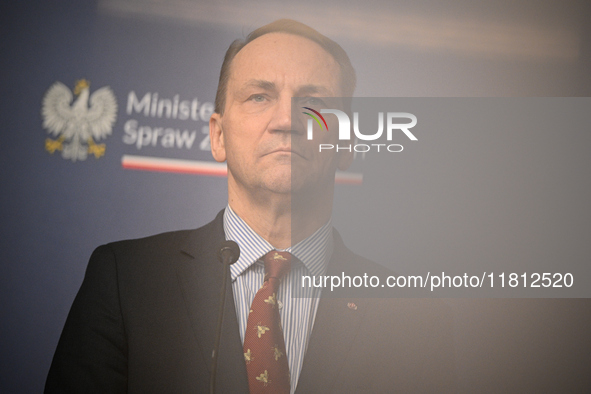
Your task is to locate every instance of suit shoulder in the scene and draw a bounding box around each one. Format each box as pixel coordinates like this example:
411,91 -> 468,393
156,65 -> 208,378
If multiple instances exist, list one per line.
90,211 -> 225,268
106,228 -> 195,253
108,211 -> 223,253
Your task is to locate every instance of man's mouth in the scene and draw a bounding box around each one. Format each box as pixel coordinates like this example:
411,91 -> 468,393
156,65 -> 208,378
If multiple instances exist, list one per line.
267,147 -> 307,160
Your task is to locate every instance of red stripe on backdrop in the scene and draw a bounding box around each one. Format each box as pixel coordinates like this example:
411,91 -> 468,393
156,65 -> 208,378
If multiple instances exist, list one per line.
121,155 -> 362,184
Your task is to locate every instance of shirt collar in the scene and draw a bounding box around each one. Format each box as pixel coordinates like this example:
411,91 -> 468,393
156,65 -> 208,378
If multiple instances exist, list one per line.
223,205 -> 332,281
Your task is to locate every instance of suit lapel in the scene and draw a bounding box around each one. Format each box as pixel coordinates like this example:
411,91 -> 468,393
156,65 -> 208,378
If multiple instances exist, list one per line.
297,298 -> 369,392
296,233 -> 370,392
176,211 -> 249,391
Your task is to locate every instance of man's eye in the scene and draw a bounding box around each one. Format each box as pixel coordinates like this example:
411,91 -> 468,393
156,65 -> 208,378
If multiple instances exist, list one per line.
304,97 -> 325,106
250,94 -> 266,102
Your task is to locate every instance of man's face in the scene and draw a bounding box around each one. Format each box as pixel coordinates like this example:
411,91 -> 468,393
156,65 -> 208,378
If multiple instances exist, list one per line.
210,33 -> 351,199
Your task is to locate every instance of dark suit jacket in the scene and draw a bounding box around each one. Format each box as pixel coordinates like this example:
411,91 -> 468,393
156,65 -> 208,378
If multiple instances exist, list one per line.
46,210 -> 456,393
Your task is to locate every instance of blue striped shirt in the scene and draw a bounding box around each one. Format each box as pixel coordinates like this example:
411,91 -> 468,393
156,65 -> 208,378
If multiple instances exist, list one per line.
223,206 -> 331,393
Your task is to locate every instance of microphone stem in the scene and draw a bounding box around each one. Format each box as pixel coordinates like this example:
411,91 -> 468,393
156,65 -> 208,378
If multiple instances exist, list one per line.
210,256 -> 230,394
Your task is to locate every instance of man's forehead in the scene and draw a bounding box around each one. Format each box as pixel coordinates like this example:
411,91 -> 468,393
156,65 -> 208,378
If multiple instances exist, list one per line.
235,32 -> 331,61
228,32 -> 341,94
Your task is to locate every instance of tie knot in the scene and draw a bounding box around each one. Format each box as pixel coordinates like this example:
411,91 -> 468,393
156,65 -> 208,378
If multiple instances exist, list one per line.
263,251 -> 291,281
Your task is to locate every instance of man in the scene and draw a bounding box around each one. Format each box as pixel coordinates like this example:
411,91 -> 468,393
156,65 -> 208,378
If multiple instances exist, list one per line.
46,20 -> 455,393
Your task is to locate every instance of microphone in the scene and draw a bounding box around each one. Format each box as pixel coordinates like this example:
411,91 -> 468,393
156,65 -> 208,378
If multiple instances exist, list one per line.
218,240 -> 240,267
210,240 -> 240,394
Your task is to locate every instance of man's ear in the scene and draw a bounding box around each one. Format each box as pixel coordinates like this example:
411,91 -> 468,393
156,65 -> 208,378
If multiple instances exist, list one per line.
209,113 -> 226,163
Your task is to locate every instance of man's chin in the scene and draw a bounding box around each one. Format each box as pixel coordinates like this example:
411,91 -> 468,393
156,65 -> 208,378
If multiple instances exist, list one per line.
256,167 -> 334,196
260,177 -> 307,196
258,172 -> 292,195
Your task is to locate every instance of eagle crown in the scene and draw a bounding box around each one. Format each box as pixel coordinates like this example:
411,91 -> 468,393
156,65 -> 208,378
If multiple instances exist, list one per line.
74,79 -> 90,96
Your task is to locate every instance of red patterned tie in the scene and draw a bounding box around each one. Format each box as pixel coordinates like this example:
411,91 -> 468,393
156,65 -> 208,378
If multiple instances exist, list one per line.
243,251 -> 291,393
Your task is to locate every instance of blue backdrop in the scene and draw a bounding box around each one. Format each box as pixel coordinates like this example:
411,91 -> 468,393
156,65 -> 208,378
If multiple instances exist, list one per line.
2,1 -> 590,392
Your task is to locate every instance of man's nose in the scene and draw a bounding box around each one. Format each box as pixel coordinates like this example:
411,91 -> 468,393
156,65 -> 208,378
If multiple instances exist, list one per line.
268,97 -> 301,134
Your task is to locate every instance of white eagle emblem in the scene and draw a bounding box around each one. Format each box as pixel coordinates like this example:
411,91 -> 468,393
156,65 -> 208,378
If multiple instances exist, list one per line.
42,79 -> 117,161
